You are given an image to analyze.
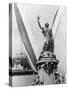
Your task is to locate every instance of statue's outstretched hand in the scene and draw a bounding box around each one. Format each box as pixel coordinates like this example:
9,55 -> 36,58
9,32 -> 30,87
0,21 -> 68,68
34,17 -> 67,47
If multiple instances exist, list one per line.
37,16 -> 40,20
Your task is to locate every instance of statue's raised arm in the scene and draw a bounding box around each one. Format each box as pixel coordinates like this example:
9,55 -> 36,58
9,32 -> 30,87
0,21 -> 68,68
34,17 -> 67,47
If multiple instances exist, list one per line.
37,16 -> 44,30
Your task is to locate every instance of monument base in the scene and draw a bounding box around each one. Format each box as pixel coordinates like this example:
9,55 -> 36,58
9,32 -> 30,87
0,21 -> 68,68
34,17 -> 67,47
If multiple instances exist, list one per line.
33,51 -> 63,85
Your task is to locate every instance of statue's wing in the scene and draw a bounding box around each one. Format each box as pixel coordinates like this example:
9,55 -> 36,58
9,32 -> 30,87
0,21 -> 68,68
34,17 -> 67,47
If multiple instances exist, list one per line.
52,7 -> 64,38
14,4 -> 38,72
51,8 -> 59,30
9,4 -> 12,15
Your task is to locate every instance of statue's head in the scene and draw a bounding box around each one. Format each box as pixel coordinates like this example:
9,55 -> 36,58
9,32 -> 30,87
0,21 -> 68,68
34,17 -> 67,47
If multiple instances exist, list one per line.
45,22 -> 49,28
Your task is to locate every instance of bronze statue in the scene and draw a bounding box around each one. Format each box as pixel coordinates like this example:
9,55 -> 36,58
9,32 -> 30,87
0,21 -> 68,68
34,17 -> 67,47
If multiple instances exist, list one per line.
37,16 -> 54,52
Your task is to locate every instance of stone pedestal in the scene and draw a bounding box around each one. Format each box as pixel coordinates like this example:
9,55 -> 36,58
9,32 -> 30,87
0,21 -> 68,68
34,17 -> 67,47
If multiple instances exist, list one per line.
36,51 -> 59,84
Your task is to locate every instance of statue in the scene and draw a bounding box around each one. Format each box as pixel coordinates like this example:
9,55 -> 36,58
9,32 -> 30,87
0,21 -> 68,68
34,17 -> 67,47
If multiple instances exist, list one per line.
37,16 -> 54,52
33,14 -> 64,85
